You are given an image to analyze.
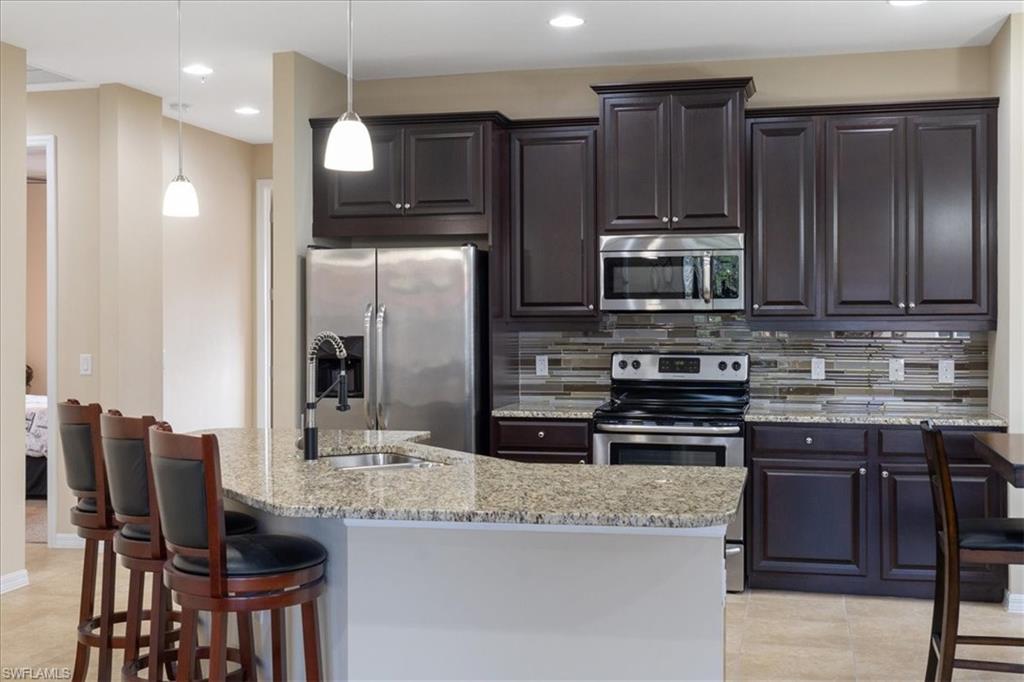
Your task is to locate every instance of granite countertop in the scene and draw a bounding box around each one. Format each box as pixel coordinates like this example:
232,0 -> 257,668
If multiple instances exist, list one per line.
744,402 -> 1007,428
207,428 -> 746,529
491,400 -> 605,420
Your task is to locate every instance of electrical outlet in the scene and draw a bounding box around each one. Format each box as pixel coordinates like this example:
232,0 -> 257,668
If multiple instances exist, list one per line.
811,358 -> 825,381
939,359 -> 955,384
79,353 -> 93,376
889,358 -> 905,382
535,355 -> 549,377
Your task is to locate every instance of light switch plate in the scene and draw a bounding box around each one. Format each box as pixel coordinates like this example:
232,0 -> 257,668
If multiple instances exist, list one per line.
79,353 -> 93,376
811,358 -> 825,381
535,355 -> 549,377
889,358 -> 905,382
939,359 -> 955,384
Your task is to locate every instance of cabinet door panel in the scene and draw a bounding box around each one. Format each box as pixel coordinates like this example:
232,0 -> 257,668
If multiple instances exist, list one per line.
404,123 -> 484,215
600,95 -> 670,231
325,125 -> 404,217
751,457 -> 869,575
825,116 -> 907,315
907,113 -> 989,315
670,91 -> 742,230
510,127 -> 596,317
880,462 -> 1003,583
750,119 -> 818,316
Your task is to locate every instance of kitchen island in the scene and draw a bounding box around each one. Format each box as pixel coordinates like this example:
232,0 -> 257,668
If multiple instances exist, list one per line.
210,428 -> 747,681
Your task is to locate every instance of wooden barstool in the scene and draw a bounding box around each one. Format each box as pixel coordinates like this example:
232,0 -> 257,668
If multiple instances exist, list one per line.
149,423 -> 328,681
56,399 -> 123,682
100,411 -> 260,681
921,421 -> 1024,681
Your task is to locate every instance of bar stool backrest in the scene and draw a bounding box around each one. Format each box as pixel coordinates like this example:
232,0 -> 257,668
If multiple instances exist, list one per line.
920,420 -> 960,559
100,410 -> 162,555
148,423 -> 229,596
56,399 -> 111,523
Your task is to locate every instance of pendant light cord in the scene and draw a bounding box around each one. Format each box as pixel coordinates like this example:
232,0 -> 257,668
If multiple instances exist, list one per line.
176,0 -> 184,175
346,0 -> 354,115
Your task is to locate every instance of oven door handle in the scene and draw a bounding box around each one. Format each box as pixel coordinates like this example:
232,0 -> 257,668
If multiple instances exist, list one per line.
595,423 -> 741,436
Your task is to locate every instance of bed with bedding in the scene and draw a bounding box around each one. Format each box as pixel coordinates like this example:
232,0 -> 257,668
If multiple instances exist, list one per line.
25,394 -> 47,498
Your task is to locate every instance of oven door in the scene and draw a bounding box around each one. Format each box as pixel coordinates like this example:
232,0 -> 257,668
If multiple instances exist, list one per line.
599,250 -> 743,312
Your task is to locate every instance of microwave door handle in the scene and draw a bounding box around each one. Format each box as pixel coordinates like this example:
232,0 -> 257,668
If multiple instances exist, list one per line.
702,252 -> 713,304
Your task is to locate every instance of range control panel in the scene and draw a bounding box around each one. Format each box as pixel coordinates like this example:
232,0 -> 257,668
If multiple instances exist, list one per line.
611,353 -> 749,382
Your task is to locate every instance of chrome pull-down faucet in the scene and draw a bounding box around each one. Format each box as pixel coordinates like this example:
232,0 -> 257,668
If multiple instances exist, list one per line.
303,331 -> 350,460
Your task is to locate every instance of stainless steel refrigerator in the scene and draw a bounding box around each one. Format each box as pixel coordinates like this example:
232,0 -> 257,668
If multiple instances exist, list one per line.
305,245 -> 487,453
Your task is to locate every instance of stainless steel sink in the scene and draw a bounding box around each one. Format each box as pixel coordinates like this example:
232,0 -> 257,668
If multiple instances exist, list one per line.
324,452 -> 445,470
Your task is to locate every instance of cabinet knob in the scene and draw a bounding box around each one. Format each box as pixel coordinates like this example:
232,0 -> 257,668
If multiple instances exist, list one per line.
394,203 -> 402,210
672,216 -> 679,223
587,304 -> 594,310
752,304 -> 760,311
859,467 -> 867,476
804,436 -> 813,445
661,216 -> 669,223
537,431 -> 545,439
578,459 -> 586,464
898,302 -> 906,309
882,470 -> 890,478
908,302 -> 916,309
403,202 -> 411,209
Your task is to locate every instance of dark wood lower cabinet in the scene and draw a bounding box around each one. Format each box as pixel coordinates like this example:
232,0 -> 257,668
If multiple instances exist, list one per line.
490,417 -> 591,463
747,423 -> 1007,601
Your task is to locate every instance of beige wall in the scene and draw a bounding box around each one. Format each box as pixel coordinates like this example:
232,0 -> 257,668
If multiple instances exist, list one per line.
162,118 -> 256,433
271,52 -> 345,427
356,46 -> 992,117
25,182 -> 46,395
1,41 -> 28,580
253,143 -> 272,179
987,13 -> 1024,600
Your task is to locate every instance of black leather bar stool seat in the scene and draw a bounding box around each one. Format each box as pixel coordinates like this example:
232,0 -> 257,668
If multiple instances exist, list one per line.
958,518 -> 1024,552
172,534 -> 327,576
120,510 -> 257,542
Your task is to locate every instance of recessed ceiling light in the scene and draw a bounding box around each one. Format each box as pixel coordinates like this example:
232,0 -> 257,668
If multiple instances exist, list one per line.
234,106 -> 260,116
182,63 -> 213,76
888,1 -> 927,6
549,14 -> 584,28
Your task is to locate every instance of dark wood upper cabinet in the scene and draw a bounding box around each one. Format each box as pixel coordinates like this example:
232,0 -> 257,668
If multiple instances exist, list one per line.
325,125 -> 404,218
907,112 -> 991,315
825,116 -> 907,316
594,78 -> 754,234
598,95 -> 670,232
404,123 -> 485,215
509,124 -> 597,317
670,90 -> 743,229
311,112 -> 508,238
749,118 -> 818,316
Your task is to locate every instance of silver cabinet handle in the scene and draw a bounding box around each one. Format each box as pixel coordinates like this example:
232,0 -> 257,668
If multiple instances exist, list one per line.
403,202 -> 411,209
725,546 -> 743,557
752,303 -> 760,311
859,467 -> 867,475
394,203 -> 402,210
908,302 -> 916,309
882,470 -> 890,478
702,252 -> 713,304
898,302 -> 906,309
805,436 -> 814,445
363,303 -> 375,429
661,216 -> 669,223
672,216 -> 679,223
537,431 -> 545,439
376,304 -> 386,428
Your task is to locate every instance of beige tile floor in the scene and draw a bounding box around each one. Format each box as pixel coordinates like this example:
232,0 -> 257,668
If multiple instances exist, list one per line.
2,543 -> 1022,680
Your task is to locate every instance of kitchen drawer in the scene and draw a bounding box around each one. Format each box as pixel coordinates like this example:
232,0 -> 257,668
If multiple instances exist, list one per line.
749,425 -> 867,456
879,427 -> 991,462
494,450 -> 591,464
493,419 -> 591,450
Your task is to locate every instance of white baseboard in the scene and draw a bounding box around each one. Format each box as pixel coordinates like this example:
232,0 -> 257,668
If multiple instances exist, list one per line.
51,533 -> 85,549
1005,591 -> 1024,614
0,569 -> 30,595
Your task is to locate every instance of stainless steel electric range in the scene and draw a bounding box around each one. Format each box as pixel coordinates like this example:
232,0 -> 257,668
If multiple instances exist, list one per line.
592,352 -> 749,592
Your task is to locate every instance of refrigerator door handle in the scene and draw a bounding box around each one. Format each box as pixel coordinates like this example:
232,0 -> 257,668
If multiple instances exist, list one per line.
376,303 -> 386,429
363,302 -> 375,429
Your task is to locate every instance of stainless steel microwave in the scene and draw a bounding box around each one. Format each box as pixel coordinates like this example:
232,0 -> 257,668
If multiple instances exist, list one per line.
599,233 -> 744,312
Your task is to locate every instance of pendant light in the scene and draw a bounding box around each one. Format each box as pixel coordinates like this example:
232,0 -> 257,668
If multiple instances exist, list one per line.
163,0 -> 199,217
324,0 -> 374,171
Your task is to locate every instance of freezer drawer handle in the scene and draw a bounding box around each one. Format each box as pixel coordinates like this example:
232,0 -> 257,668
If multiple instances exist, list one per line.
725,546 -> 743,556
363,303 -> 375,429
595,423 -> 741,436
376,304 -> 386,428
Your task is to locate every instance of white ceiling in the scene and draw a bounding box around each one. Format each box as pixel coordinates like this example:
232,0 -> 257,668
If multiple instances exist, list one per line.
2,0 -> 1020,144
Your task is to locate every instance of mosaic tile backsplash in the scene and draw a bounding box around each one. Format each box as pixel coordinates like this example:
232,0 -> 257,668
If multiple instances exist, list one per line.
517,314 -> 989,411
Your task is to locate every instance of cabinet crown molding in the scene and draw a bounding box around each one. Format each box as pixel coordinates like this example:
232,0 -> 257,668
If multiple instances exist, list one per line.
747,97 -> 999,119
591,76 -> 756,99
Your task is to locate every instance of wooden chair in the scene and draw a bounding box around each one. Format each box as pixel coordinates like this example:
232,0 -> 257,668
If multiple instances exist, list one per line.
920,421 -> 1024,681
149,423 -> 328,681
56,400 -> 121,682
100,411 -> 259,681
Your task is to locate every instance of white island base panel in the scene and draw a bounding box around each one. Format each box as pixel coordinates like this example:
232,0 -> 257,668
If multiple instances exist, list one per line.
230,503 -> 728,681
